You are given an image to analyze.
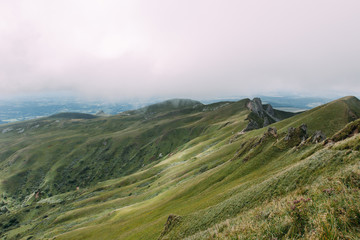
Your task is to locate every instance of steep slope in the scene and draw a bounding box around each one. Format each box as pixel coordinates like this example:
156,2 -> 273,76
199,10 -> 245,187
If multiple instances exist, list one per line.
270,96 -> 360,137
185,120 -> 360,239
0,98 -> 250,203
142,99 -> 203,113
0,96 -> 359,240
128,99 -> 203,116
242,98 -> 296,131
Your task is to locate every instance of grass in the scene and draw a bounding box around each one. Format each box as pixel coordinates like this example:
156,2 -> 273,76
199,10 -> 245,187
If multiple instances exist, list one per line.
0,96 -> 359,239
186,162 -> 360,240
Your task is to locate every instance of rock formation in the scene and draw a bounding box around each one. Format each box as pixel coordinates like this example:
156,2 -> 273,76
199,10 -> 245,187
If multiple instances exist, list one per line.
246,98 -> 264,117
0,206 -> 9,215
285,124 -> 308,145
266,127 -> 278,138
95,110 -> 107,116
257,127 -> 278,145
311,131 -> 326,143
242,98 -> 280,132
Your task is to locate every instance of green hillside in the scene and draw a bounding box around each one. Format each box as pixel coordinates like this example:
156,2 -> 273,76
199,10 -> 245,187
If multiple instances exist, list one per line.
49,112 -> 98,119
0,96 -> 359,240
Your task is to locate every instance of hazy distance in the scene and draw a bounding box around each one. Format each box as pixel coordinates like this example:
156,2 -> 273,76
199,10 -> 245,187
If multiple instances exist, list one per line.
1,0 -> 359,101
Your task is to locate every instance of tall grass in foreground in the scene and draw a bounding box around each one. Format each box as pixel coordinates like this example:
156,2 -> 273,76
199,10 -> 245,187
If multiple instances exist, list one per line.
187,167 -> 360,240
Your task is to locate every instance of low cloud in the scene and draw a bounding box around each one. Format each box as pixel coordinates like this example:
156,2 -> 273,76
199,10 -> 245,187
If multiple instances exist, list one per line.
1,0 -> 360,100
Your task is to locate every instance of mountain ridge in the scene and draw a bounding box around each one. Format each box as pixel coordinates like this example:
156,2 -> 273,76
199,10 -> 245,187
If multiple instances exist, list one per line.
0,96 -> 359,239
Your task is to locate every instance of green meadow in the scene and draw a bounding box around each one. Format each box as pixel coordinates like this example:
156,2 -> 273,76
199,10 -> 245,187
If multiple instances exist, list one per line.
0,96 -> 360,240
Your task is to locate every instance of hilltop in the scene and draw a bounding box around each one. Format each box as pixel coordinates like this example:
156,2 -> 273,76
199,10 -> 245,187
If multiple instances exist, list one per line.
0,96 -> 359,239
140,99 -> 203,113
49,112 -> 98,119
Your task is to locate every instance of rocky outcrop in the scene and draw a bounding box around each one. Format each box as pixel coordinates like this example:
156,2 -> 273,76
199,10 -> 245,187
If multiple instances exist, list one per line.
246,98 -> 264,117
95,110 -> 106,116
311,131 -> 326,143
257,127 -> 278,145
266,127 -> 278,138
282,125 -> 329,146
0,206 -> 9,215
285,124 -> 308,145
242,120 -> 260,132
242,98 -> 280,132
263,104 -> 275,117
2,127 -> 13,134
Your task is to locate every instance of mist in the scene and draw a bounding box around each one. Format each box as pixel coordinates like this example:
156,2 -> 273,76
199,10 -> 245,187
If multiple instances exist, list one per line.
1,0 -> 359,101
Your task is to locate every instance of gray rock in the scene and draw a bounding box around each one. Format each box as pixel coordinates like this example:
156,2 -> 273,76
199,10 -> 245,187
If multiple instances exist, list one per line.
300,124 -> 307,133
312,130 -> 326,143
0,206 -> 9,215
243,120 -> 259,132
2,127 -> 13,134
247,98 -> 264,117
285,124 -> 308,143
267,127 -> 278,137
263,117 -> 270,127
263,104 -> 275,116
285,127 -> 296,141
243,98 -> 280,132
299,124 -> 308,142
31,124 -> 40,129
96,110 -> 108,116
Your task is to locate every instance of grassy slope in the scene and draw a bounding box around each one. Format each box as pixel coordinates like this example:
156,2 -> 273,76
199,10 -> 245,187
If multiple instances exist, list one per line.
0,97 -> 359,240
271,96 -> 360,136
0,99 -> 237,200
0,99 -> 249,205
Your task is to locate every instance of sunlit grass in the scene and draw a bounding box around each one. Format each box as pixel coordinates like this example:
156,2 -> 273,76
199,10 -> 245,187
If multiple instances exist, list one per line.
0,97 -> 359,239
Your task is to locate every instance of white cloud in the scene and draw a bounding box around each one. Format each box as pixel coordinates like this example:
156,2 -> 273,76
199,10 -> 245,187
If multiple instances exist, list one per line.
0,0 -> 359,100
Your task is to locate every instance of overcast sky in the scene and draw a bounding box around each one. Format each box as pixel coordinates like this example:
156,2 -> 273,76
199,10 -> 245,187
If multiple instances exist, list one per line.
0,0 -> 359,100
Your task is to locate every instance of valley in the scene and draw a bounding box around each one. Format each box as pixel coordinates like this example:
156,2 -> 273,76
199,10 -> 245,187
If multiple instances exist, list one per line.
0,96 -> 359,240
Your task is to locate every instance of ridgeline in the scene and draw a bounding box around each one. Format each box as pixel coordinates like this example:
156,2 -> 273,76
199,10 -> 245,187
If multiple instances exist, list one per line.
0,96 -> 360,239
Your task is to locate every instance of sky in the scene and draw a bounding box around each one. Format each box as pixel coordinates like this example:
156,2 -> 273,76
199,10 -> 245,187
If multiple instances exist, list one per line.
0,0 -> 359,101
